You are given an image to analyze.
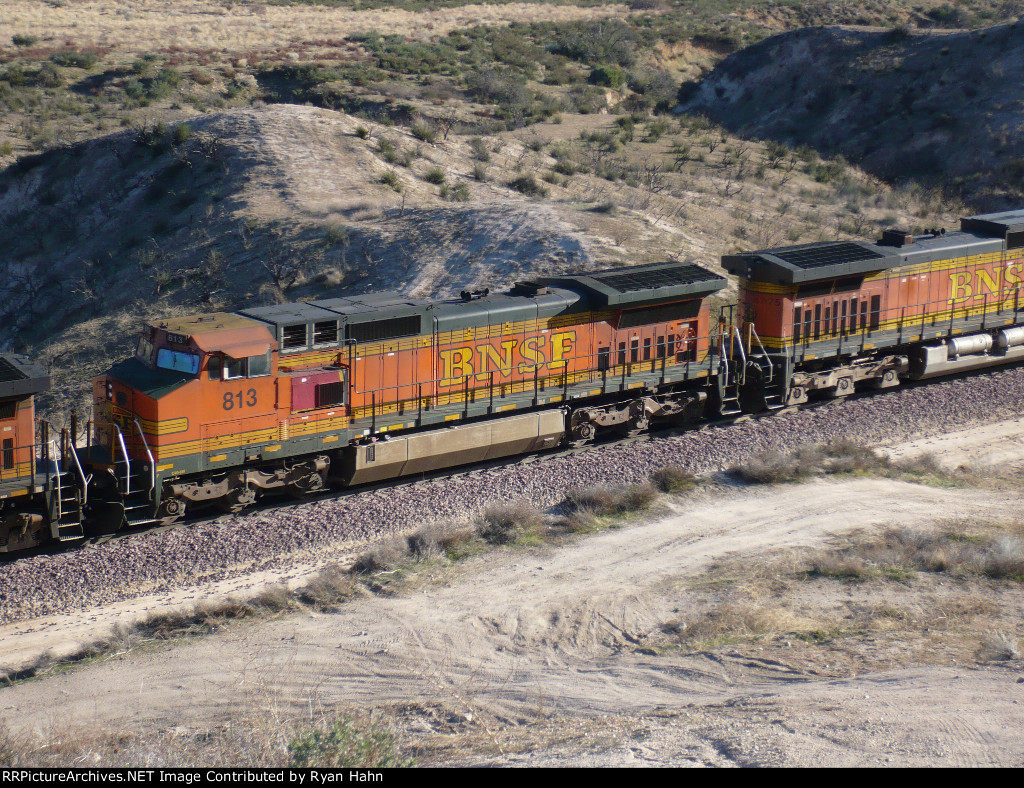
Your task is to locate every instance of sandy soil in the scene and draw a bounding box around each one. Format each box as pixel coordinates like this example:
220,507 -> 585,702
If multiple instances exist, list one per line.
2,467 -> 1024,765
0,1 -> 628,54
882,415 -> 1024,472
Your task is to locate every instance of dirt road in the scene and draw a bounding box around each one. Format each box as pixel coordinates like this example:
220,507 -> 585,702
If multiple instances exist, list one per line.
3,474 -> 1023,766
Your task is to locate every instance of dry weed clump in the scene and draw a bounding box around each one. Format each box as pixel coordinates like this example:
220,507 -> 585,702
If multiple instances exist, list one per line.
560,482 -> 658,532
977,632 -> 1022,662
476,501 -> 545,545
671,603 -> 813,650
731,440 -> 955,485
296,564 -> 358,610
804,525 -> 1024,583
0,708 -> 415,768
650,465 -> 698,493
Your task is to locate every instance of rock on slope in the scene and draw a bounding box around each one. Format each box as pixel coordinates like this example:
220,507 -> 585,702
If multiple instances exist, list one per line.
683,22 -> 1024,209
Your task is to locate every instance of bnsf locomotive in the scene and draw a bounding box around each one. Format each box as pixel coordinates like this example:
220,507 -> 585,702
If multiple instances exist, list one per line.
2,207 -> 1023,554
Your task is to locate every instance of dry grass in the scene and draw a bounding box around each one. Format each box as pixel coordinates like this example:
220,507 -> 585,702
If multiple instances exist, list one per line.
0,1 -> 627,55
650,465 -> 698,493
731,440 -> 959,486
659,519 -> 1024,669
0,706 -> 415,768
804,524 -> 1024,583
477,501 -> 546,545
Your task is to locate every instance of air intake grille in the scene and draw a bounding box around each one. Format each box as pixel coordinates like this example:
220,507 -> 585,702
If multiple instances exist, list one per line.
348,315 -> 421,343
0,359 -> 26,384
772,242 -> 884,270
593,264 -> 719,293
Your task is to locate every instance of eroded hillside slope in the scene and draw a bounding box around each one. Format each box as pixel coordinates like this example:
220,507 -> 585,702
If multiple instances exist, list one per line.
684,22 -> 1024,208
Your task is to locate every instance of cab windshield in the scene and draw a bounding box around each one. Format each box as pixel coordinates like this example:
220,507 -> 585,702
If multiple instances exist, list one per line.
156,347 -> 200,375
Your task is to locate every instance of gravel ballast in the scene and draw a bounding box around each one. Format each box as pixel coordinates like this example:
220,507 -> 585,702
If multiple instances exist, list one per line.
2,366 -> 1022,624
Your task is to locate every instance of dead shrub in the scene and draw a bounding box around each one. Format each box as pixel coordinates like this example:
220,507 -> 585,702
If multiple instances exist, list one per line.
406,521 -> 474,560
731,448 -> 809,484
560,505 -> 601,534
253,584 -> 293,612
984,537 -> 1024,579
477,501 -> 544,545
566,482 -> 658,516
650,465 -> 697,493
298,564 -> 358,608
894,452 -> 943,475
807,554 -> 869,580
977,632 -> 1022,661
676,603 -> 802,648
732,441 -> 891,484
349,539 -> 409,575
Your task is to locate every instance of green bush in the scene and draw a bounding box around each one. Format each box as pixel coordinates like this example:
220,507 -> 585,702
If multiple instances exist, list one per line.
378,169 -> 402,192
287,716 -> 414,768
354,125 -> 369,139
440,182 -> 470,202
50,50 -> 99,69
376,137 -> 397,163
507,174 -> 546,197
588,64 -> 625,89
324,223 -> 350,246
171,123 -> 192,145
410,121 -> 436,143
423,166 -> 445,185
12,34 -> 38,48
469,136 -> 490,162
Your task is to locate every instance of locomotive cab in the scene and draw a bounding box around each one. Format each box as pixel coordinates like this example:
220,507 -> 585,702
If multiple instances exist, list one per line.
89,312 -> 278,526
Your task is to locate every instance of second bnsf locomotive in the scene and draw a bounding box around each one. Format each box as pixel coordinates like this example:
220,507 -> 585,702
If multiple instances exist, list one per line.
723,207 -> 1024,411
4,207 -> 1024,554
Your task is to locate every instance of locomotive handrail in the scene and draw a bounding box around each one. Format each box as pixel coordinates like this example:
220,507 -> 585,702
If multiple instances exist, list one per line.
731,326 -> 747,384
48,439 -> 62,523
66,438 -> 90,506
113,424 -> 131,496
133,417 -> 156,501
747,324 -> 774,383
782,289 -> 1024,355
348,340 -> 710,425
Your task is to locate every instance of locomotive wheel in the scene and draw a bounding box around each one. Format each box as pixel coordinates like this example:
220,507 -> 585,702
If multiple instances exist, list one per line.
156,496 -> 186,526
567,420 -> 596,448
827,376 -> 854,399
288,471 -> 326,499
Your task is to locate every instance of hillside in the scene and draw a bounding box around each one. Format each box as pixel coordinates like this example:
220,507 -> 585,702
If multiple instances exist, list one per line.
682,22 -> 1024,209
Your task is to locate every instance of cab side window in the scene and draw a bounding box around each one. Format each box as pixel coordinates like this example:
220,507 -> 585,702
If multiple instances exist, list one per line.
223,357 -> 244,380
207,356 -> 222,381
247,351 -> 271,377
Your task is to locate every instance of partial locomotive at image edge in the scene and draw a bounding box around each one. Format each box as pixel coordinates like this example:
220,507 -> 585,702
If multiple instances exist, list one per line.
2,207 -> 1023,554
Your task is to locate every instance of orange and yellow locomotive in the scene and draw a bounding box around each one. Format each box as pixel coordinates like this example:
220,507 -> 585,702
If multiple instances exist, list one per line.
83,260 -> 727,527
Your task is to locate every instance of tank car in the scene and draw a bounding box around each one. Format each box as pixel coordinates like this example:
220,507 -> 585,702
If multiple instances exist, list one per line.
723,209 -> 1024,411
82,260 -> 727,527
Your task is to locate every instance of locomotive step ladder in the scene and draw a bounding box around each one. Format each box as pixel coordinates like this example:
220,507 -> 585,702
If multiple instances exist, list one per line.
48,439 -> 86,542
745,325 -> 785,412
113,421 -> 159,528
